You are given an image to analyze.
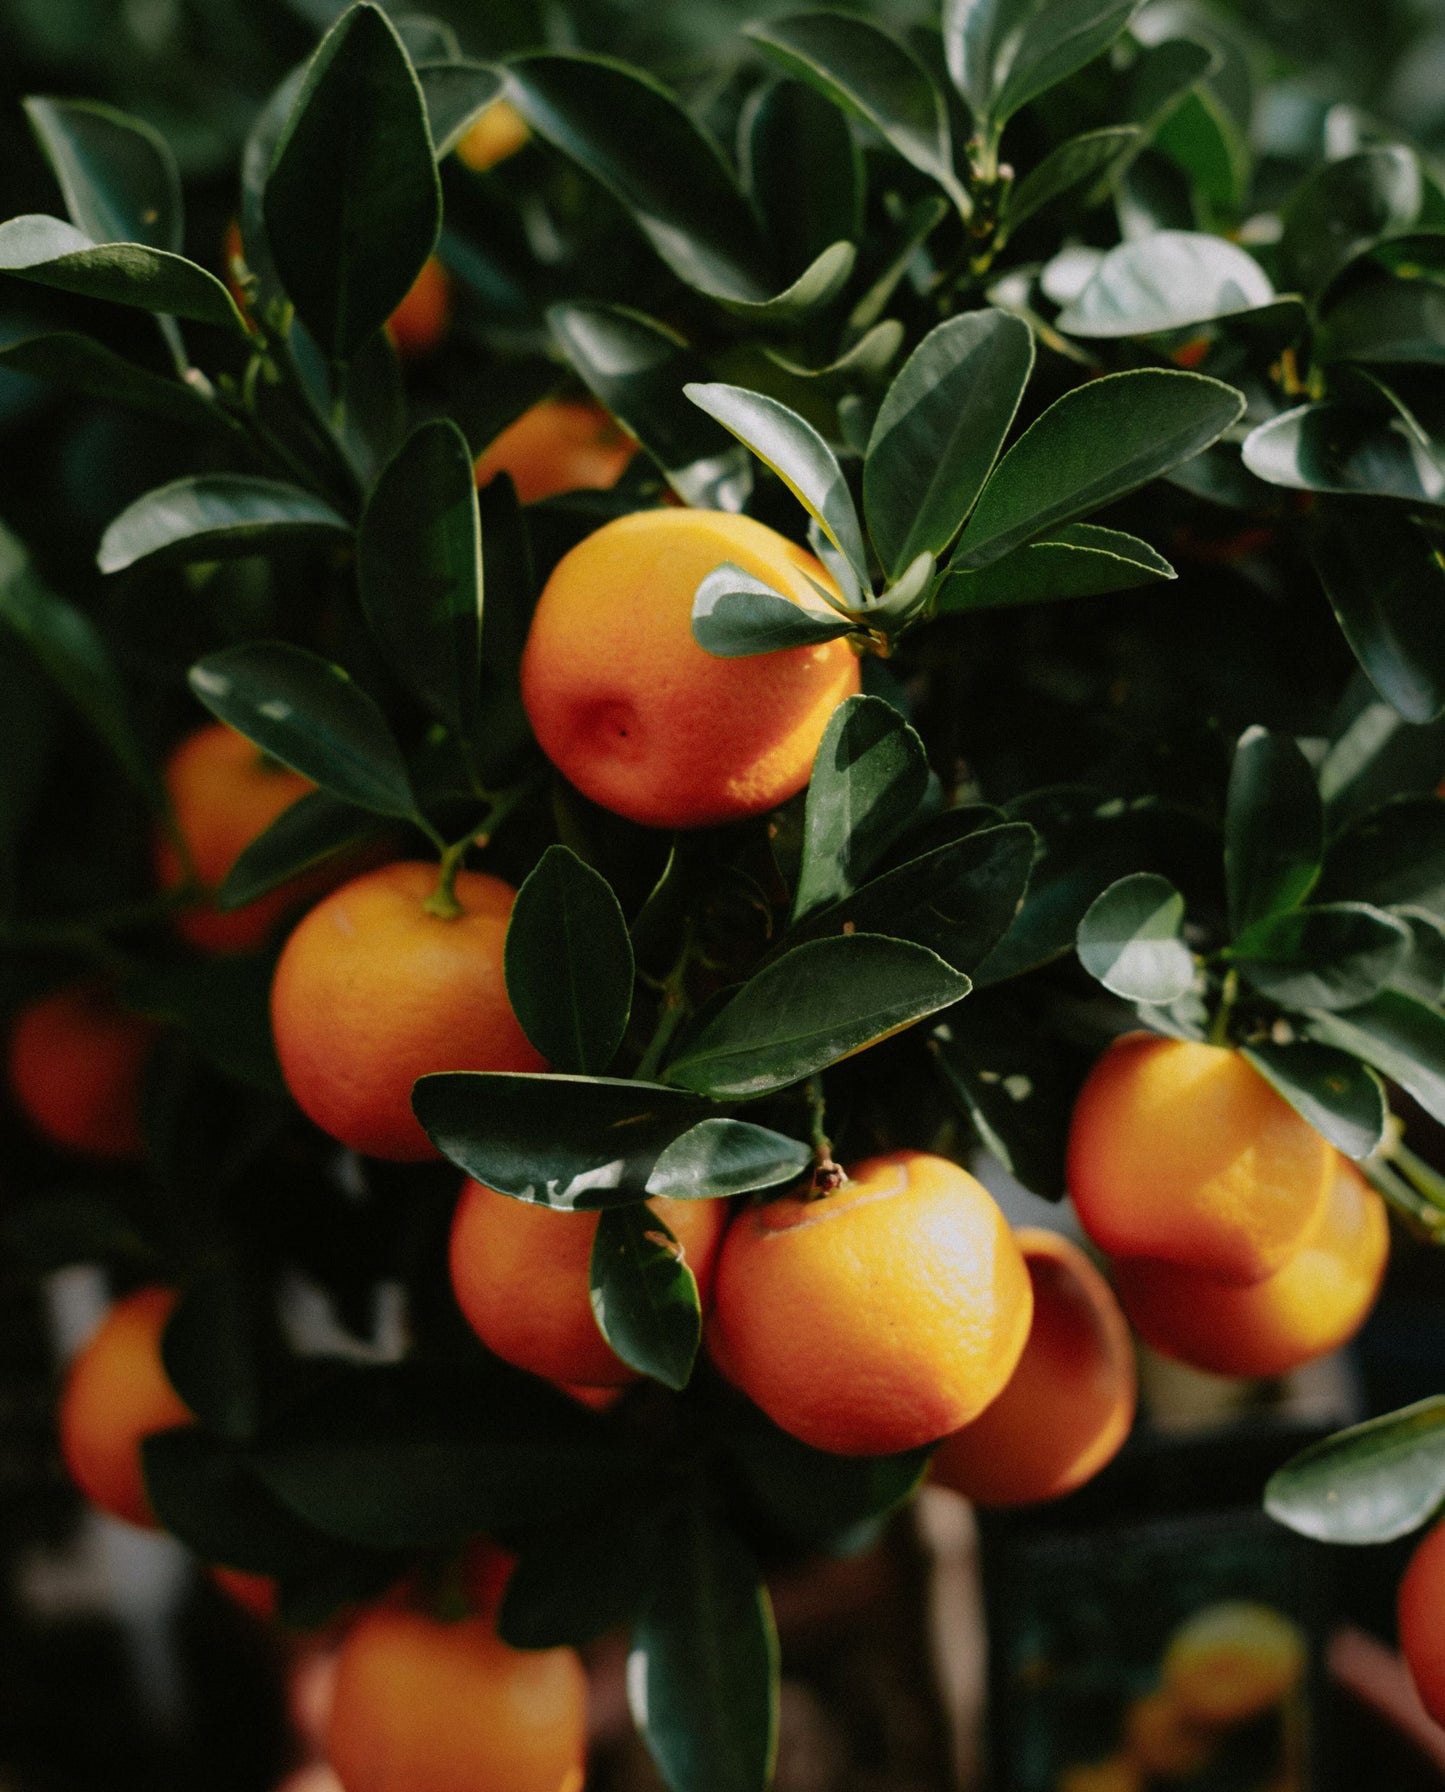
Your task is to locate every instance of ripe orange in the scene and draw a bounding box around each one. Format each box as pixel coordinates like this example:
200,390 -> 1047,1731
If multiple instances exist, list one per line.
521,508 -> 860,829
9,982 -> 158,1161
326,1606 -> 587,1792
1161,1602 -> 1306,1726
1400,1518 -> 1445,1725
270,861 -> 544,1161
157,722 -> 319,954
449,1182 -> 728,1385
932,1228 -> 1135,1507
473,399 -> 636,505
707,1151 -> 1032,1455
456,99 -> 530,172
1113,1158 -> 1387,1379
58,1286 -> 191,1528
1067,1034 -> 1333,1285
385,256 -> 451,361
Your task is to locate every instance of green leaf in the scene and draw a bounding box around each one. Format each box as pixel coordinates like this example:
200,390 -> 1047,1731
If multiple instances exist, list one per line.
1008,126 -> 1140,230
726,1408 -> 927,1547
1233,902 -> 1411,1011
692,565 -> 857,657
1264,1399 -> 1445,1544
847,195 -> 950,336
934,523 -> 1174,611
1225,726 -> 1323,936
628,1505 -> 778,1792
747,12 -> 968,214
98,476 -> 351,575
1320,701 -> 1445,830
1242,404 -> 1445,507
974,0 -> 1140,131
413,1072 -> 712,1207
0,215 -> 244,330
188,642 -> 417,820
663,934 -> 971,1101
124,953 -> 283,1094
741,78 -> 862,269
474,473 -> 540,786
219,789 -> 384,911
952,370 -> 1245,569
1305,991 -> 1445,1128
643,1119 -> 811,1201
264,3 -> 442,360
395,17 -> 461,61
162,1263 -> 262,1445
0,333 -> 219,428
506,53 -> 771,303
590,1205 -> 701,1390
715,241 -> 857,327
1055,231 -> 1275,338
1279,146 -> 1422,298
1153,86 -> 1248,221
864,311 -> 1034,579
24,98 -> 181,252
499,1512 -> 646,1648
358,420 -> 482,740
415,59 -> 504,158
1306,500 -> 1445,726
1076,872 -> 1194,1003
504,846 -> 633,1075
1320,796 -> 1445,919
1389,908 -> 1445,1004
1126,37 -> 1219,130
684,383 -> 867,582
1323,276 -> 1445,366
548,304 -> 750,511
1241,1040 -> 1387,1160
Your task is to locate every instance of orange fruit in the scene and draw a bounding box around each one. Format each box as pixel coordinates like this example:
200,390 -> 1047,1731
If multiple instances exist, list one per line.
521,508 -> 860,829
1059,1761 -> 1141,1792
386,256 -> 451,360
1122,1690 -> 1214,1774
212,1565 -> 279,1621
932,1228 -> 1135,1507
58,1286 -> 191,1528
1400,1518 -> 1445,1725
456,99 -> 530,172
450,1182 -> 728,1385
473,399 -> 636,505
1067,1034 -> 1333,1285
9,982 -> 158,1161
1161,1602 -> 1306,1726
1113,1158 -> 1387,1379
157,722 -> 320,954
270,861 -> 544,1161
707,1151 -> 1032,1456
326,1606 -> 587,1792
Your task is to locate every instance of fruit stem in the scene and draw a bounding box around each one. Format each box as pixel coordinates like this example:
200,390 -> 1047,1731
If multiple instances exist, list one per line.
1362,1156 -> 1445,1244
1383,1136 -> 1445,1216
425,833 -> 474,919
806,1075 -> 845,1196
1207,968 -> 1239,1047
636,922 -> 695,1081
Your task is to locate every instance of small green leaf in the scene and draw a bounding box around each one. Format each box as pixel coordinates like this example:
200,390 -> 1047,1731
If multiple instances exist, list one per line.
1241,1041 -> 1386,1161
590,1205 -> 701,1390
726,1407 -> 927,1546
219,789 -> 384,911
415,59 -> 504,158
1242,404 -> 1445,507
99,476 -> 351,575
741,77 -> 862,268
1009,126 -> 1140,230
1279,146 -> 1422,298
1077,872 -> 1194,1003
0,215 -> 244,330
945,0 -> 1141,133
504,846 -> 633,1074
0,333 -> 220,428
643,1119 -> 810,1201
1265,1399 -> 1445,1544
499,1513 -> 646,1649
1323,276 -> 1445,366
715,241 -> 857,326
124,953 -> 283,1093
1320,796 -> 1445,919
1055,231 -> 1275,337
692,565 -> 856,658
1233,902 -> 1411,1011
1154,85 -> 1248,221
1305,991 -> 1445,1129
934,523 -> 1175,611
24,98 -> 182,252
188,642 -> 417,820
1225,726 -> 1323,936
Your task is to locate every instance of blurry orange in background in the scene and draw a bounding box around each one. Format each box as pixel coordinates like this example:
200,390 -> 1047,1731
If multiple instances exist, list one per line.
456,99 -> 529,172
8,981 -> 158,1160
386,256 -> 452,361
473,399 -> 635,505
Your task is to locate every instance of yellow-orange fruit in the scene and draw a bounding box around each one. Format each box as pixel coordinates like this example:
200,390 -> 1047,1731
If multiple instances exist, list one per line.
1123,1691 -> 1214,1774
450,1182 -> 727,1386
8,982 -> 158,1161
270,862 -> 544,1161
473,399 -> 635,505
932,1228 -> 1135,1506
1162,1602 -> 1306,1726
1114,1159 -> 1388,1379
521,508 -> 860,829
386,256 -> 451,360
1068,1034 -> 1333,1285
456,99 -> 530,171
156,722 -> 318,954
58,1287 -> 191,1528
326,1607 -> 587,1792
1401,1519 -> 1445,1726
708,1152 -> 1032,1455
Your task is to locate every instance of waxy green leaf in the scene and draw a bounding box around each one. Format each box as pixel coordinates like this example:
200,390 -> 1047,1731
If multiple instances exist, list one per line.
590,1205 -> 701,1390
505,846 -> 633,1075
1077,872 -> 1194,1003
1241,1041 -> 1387,1160
1225,726 -> 1323,935
1233,902 -> 1411,1011
1055,231 -> 1275,337
0,215 -> 244,329
25,98 -> 181,252
934,524 -> 1174,611
1265,1399 -> 1445,1544
99,476 -> 351,575
692,566 -> 856,657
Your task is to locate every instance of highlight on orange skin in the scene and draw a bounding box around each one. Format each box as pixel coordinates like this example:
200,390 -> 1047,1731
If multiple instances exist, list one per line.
456,99 -> 530,171
58,1287 -> 191,1528
8,982 -> 158,1161
520,507 -> 861,830
270,861 -> 545,1162
472,399 -> 636,505
932,1228 -> 1136,1507
1067,1033 -> 1334,1285
386,256 -> 452,361
1401,1518 -> 1445,1727
707,1151 -> 1033,1457
449,1182 -> 728,1386
326,1605 -> 588,1792
1113,1158 -> 1388,1379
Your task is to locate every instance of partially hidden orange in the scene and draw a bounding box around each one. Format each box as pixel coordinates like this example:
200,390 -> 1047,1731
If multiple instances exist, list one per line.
456,99 -> 530,172
1401,1518 -> 1445,1726
473,399 -> 635,505
386,256 -> 451,361
8,982 -> 158,1161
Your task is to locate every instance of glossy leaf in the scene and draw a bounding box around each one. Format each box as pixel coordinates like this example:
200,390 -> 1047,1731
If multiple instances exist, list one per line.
716,241 -> 857,327
1320,796 -> 1445,919
726,1409 -> 928,1546
0,333 -> 219,428
934,523 -> 1174,611
1008,126 -> 1140,230
1241,1040 -> 1387,1160
1306,991 -> 1445,1128
162,1263 -> 261,1444
1279,147 -> 1422,298
1077,872 -> 1194,1003
0,215 -> 244,329
264,3 -> 441,360
741,78 -> 862,267
188,642 -> 417,819
416,59 -> 504,158
1265,1399 -> 1445,1544
1225,726 -> 1323,936
1242,404 -> 1445,507
1055,231 -> 1274,337
952,371 -> 1245,569
692,566 -> 856,657
1389,908 -> 1445,1004
643,1119 -> 810,1202
219,790 -> 382,910
946,0 -> 1141,131
474,473 -> 539,785
864,310 -> 1034,578
99,476 -> 351,574
505,846 -> 633,1074
1233,902 -> 1411,1011
663,934 -> 971,1100
1319,702 -> 1445,830
1324,277 -> 1445,366
24,98 -> 181,251
590,1205 -> 701,1390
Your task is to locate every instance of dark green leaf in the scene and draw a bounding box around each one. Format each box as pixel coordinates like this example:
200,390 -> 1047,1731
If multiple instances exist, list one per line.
162,1263 -> 262,1444
0,215 -> 244,330
504,845 -> 633,1074
692,565 -> 857,657
395,17 -> 460,61
1388,908 -> 1445,1004
1319,701 -> 1445,828
934,523 -> 1174,611
264,3 -> 441,360
1264,1399 -> 1445,1544
474,473 -> 539,785
847,195 -> 950,336
1225,725 -> 1323,935
741,78 -> 862,268
0,333 -> 219,428
219,790 -> 383,911
0,1193 -> 156,1274
1055,231 -> 1275,337
727,1407 -> 927,1547
124,954 -> 283,1094
590,1204 -> 701,1389
499,1512 -> 645,1648
416,59 -> 503,158
953,371 -> 1245,569
1077,871 -> 1194,1003
945,0 -> 1140,132
643,1119 -> 810,1201
1233,902 -> 1411,1011
188,642 -> 417,820
1305,991 -> 1445,1127
717,241 -> 857,327
1154,86 -> 1248,221
1242,404 -> 1445,507
1323,276 -> 1445,366
1279,147 -> 1422,298
99,476 -> 351,575
1241,1040 -> 1387,1160
1008,126 -> 1140,230
24,98 -> 181,251
1126,36 -> 1219,129
663,934 -> 971,1101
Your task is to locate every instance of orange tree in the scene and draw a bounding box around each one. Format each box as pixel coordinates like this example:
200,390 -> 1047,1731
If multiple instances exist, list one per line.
4,0 -> 1445,1785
